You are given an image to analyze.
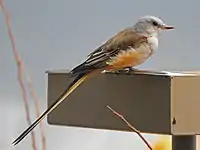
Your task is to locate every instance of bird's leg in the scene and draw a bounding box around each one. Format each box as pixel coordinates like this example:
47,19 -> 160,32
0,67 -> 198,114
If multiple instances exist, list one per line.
113,67 -> 139,74
125,66 -> 137,72
123,66 -> 141,73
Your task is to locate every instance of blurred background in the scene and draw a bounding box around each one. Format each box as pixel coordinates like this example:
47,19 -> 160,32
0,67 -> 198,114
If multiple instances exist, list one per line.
0,0 -> 200,150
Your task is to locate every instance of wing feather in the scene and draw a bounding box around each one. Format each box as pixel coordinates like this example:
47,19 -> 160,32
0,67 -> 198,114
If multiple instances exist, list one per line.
85,28 -> 148,66
70,28 -> 148,76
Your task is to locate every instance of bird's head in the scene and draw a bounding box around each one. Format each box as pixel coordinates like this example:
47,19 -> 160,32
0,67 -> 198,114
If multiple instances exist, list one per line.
133,15 -> 174,37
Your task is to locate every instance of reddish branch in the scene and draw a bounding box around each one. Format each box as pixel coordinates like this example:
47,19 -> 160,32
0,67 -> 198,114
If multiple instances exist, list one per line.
26,76 -> 46,150
0,1 -> 37,150
0,1 -> 46,150
107,106 -> 153,150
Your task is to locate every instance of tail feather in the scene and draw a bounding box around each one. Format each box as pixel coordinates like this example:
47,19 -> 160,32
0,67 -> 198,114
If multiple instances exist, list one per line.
70,63 -> 96,77
12,72 -> 88,145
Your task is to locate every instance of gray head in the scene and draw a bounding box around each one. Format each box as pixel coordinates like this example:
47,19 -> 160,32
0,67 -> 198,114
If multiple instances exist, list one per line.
133,15 -> 174,37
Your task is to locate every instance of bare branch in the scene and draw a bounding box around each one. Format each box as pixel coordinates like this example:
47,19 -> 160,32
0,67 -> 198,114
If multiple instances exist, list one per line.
0,1 -> 38,149
107,105 -> 153,150
26,75 -> 46,150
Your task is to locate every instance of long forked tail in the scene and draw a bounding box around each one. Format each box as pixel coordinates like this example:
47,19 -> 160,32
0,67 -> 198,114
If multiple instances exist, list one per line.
12,72 -> 89,145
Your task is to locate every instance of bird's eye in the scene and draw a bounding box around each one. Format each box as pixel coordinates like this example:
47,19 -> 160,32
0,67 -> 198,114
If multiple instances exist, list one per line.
152,21 -> 159,26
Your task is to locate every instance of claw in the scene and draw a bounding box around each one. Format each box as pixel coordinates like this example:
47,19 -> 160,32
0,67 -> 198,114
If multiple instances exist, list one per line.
113,67 -> 138,74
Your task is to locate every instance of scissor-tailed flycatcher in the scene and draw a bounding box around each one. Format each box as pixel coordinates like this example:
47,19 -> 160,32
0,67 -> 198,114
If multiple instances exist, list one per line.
12,15 -> 174,145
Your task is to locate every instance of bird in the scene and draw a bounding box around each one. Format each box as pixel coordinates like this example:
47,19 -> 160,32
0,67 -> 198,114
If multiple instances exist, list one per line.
12,15 -> 174,145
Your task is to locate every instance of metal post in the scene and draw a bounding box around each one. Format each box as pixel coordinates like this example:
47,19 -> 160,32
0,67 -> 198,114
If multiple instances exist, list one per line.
172,135 -> 196,150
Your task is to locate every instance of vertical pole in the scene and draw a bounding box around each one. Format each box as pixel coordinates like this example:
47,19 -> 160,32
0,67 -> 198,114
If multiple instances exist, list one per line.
172,135 -> 196,150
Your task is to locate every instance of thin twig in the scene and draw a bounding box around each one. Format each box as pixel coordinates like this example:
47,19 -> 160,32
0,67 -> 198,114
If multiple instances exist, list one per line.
107,106 -> 153,150
26,75 -> 46,150
0,1 -> 37,150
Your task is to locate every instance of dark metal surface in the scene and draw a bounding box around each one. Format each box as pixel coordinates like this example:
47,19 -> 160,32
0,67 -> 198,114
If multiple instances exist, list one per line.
172,135 -> 196,150
46,70 -> 200,135
47,71 -> 171,134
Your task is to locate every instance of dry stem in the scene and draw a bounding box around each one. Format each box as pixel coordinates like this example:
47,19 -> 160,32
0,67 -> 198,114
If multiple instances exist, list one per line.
107,106 -> 153,150
26,75 -> 46,150
0,1 -> 37,149
0,1 -> 46,149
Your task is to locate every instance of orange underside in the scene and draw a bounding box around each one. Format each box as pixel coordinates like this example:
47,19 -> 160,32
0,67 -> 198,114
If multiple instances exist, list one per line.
106,50 -> 141,71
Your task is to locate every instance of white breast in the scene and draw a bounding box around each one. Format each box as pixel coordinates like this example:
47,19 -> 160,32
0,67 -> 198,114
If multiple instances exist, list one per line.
130,36 -> 158,66
147,36 -> 159,53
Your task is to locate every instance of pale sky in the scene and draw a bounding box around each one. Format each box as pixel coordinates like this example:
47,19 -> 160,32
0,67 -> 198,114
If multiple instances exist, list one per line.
0,0 -> 200,150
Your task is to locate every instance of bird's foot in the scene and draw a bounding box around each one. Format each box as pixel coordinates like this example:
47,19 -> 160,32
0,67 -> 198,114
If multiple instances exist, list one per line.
113,67 -> 139,74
